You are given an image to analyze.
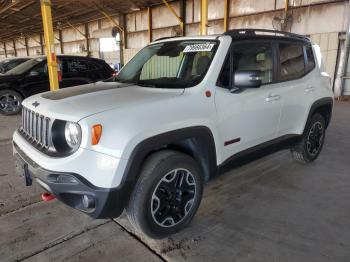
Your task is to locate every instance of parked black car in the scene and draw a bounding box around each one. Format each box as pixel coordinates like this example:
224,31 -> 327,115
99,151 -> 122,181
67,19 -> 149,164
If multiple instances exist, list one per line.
0,57 -> 31,74
0,55 -> 115,115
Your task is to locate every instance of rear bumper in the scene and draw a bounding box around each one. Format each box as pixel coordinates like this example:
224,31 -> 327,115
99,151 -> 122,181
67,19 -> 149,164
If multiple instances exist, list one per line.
13,142 -> 128,218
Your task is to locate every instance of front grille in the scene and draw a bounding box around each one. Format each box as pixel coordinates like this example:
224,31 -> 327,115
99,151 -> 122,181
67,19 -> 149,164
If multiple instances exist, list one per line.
20,106 -> 51,148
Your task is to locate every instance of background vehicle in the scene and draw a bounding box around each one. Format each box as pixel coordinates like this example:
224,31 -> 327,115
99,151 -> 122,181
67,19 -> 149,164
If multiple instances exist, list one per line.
0,57 -> 31,74
0,55 -> 115,115
13,29 -> 333,239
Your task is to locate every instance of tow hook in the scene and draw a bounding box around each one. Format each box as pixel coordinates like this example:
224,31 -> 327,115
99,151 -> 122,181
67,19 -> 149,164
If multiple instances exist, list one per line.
41,192 -> 56,201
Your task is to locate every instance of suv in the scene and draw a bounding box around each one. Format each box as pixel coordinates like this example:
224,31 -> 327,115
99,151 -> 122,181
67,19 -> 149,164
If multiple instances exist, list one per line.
0,55 -> 115,115
13,29 -> 333,239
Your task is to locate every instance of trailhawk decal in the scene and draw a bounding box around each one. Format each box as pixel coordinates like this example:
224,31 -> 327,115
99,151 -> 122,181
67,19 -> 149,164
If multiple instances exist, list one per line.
183,43 -> 215,53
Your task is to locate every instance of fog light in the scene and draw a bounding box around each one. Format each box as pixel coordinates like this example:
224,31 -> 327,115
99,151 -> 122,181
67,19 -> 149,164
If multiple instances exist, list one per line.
56,174 -> 78,184
82,195 -> 95,209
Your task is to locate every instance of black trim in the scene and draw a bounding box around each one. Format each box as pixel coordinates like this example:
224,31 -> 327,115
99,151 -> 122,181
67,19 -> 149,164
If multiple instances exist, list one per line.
218,98 -> 333,172
13,142 -> 127,219
219,134 -> 302,173
224,138 -> 241,146
154,36 -> 178,42
304,97 -> 333,131
120,126 -> 217,186
224,29 -> 311,43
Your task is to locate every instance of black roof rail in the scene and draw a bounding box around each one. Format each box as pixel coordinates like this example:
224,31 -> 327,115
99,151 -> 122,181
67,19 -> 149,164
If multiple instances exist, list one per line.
223,28 -> 310,41
154,36 -> 178,42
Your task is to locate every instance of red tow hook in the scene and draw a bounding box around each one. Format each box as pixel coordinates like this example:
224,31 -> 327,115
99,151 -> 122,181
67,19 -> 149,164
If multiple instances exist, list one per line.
41,192 -> 56,201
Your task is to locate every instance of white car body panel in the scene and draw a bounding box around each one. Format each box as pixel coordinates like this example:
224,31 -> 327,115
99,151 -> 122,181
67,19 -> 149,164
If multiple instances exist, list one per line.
13,130 -> 126,188
215,82 -> 283,161
13,35 -> 333,190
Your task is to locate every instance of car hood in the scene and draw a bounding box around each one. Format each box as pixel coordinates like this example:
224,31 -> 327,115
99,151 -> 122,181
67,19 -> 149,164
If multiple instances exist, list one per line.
22,81 -> 184,122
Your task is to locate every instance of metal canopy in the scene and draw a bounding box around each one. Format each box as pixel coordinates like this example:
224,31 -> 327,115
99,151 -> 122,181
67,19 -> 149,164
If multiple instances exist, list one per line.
0,0 -> 163,41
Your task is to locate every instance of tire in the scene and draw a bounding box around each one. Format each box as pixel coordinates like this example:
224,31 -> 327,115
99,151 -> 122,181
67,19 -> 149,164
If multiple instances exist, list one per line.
126,150 -> 203,239
291,113 -> 326,163
0,89 -> 23,115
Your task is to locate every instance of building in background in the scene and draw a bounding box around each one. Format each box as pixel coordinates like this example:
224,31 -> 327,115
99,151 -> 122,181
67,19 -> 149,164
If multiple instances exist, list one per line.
0,0 -> 349,95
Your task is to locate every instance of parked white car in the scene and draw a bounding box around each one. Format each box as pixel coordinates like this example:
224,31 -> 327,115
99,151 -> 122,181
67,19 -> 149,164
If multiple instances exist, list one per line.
13,29 -> 333,238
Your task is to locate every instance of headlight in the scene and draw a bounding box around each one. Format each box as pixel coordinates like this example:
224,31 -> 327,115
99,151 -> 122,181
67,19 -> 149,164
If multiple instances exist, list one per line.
64,122 -> 81,150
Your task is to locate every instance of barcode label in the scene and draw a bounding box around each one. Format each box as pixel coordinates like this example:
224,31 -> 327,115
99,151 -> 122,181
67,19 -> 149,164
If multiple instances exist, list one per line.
183,43 -> 215,53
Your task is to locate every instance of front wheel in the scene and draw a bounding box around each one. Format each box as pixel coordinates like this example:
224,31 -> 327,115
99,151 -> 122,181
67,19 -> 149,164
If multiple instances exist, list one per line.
126,150 -> 203,239
291,113 -> 326,163
0,89 -> 23,115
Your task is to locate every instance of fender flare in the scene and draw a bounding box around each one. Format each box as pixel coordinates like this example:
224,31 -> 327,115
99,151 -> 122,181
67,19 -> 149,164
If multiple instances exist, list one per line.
118,126 -> 218,201
304,97 -> 333,132
0,84 -> 26,99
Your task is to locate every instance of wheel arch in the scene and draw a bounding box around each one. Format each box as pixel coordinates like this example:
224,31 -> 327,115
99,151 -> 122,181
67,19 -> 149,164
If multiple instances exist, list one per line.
0,85 -> 26,99
120,126 -> 218,192
304,97 -> 333,133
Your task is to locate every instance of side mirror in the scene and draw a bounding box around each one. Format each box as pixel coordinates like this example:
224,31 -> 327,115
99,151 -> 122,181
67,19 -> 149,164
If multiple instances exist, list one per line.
28,71 -> 40,77
231,70 -> 263,92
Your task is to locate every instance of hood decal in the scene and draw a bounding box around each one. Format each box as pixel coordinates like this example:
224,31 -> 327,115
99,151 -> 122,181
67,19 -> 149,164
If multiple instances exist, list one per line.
41,82 -> 133,100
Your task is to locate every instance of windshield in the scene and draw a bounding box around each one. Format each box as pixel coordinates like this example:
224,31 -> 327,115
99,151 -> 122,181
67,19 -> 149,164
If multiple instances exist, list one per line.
5,58 -> 45,75
116,40 -> 218,88
0,58 -> 30,74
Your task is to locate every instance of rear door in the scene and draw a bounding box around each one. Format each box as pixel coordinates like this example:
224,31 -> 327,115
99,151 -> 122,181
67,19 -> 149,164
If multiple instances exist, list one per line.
61,58 -> 92,88
276,41 -> 316,136
215,41 -> 283,160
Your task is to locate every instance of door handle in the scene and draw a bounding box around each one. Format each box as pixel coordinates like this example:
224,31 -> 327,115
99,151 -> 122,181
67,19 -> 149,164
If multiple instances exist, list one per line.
265,94 -> 281,102
305,86 -> 315,93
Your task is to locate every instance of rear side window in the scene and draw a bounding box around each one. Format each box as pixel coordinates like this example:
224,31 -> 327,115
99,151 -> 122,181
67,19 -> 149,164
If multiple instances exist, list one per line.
87,61 -> 99,70
305,45 -> 315,73
63,59 -> 89,73
278,43 -> 305,81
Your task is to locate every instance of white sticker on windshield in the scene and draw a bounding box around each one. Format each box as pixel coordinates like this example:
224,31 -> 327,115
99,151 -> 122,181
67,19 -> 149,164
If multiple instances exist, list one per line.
183,43 -> 215,53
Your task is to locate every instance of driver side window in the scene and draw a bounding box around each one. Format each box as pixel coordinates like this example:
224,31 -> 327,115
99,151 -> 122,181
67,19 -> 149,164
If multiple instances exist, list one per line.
233,43 -> 273,84
30,62 -> 48,75
217,42 -> 273,88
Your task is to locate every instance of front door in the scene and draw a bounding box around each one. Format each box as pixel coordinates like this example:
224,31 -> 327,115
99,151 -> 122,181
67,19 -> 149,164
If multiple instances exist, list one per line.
215,41 -> 282,161
23,61 -> 50,96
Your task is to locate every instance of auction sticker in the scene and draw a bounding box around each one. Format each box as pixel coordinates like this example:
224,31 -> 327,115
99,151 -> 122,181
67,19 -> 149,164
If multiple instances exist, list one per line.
183,43 -> 215,53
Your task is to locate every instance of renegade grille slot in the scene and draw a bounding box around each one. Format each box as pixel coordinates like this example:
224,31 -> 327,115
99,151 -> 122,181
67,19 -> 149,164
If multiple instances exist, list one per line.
20,107 -> 51,148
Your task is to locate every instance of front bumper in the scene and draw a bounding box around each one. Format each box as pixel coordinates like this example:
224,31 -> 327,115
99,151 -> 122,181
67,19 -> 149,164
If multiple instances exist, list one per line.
13,142 -> 128,218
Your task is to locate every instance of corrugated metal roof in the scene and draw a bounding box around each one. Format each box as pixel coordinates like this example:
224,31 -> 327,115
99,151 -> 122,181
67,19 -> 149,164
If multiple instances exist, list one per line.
0,0 -> 162,40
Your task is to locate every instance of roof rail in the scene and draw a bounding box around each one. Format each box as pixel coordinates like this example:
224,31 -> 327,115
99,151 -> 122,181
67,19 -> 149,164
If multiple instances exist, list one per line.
223,28 -> 310,41
154,36 -> 178,42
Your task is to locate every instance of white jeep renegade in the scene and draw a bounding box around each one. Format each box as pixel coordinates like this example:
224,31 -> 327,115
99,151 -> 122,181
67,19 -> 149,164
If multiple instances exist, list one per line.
13,29 -> 333,239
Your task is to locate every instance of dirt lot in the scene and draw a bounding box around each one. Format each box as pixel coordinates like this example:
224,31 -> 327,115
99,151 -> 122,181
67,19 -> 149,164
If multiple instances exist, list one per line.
1,102 -> 349,262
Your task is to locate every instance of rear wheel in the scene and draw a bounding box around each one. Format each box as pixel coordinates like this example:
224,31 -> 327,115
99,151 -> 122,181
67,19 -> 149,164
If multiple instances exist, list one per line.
291,113 -> 326,163
0,89 -> 23,115
126,150 -> 203,239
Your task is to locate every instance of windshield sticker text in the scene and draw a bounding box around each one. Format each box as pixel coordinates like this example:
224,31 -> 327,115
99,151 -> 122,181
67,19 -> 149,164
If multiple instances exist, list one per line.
183,43 -> 215,53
